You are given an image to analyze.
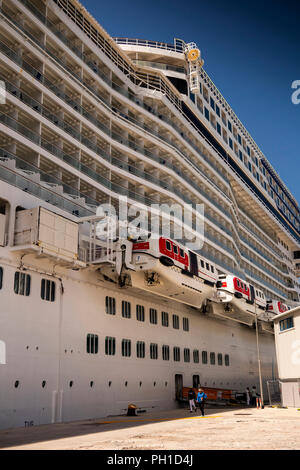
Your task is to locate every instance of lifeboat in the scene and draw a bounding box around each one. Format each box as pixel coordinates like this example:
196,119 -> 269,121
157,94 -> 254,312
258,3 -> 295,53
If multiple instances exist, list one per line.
213,274 -> 267,324
266,300 -> 291,316
101,236 -> 218,309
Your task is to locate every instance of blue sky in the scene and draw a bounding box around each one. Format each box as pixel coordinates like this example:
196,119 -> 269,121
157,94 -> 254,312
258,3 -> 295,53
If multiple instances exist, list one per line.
81,0 -> 300,204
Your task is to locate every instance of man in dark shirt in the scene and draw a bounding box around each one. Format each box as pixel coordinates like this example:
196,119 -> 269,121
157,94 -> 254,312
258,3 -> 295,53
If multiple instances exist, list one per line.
188,388 -> 197,413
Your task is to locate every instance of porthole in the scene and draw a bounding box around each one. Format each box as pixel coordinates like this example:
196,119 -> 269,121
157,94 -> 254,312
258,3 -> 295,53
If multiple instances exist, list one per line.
139,381 -> 142,387
69,381 -> 73,388
153,381 -> 156,387
125,381 -> 128,387
42,381 -> 46,388
90,381 -> 94,388
14,381 -> 19,389
108,381 -> 112,387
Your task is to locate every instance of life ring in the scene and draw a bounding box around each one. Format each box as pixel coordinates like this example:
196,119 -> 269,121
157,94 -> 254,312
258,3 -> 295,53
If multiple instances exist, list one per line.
187,49 -> 200,62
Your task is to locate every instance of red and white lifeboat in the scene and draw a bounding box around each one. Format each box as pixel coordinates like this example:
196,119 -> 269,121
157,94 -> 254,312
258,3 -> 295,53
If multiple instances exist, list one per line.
126,237 -> 218,309
214,274 -> 267,324
266,300 -> 290,316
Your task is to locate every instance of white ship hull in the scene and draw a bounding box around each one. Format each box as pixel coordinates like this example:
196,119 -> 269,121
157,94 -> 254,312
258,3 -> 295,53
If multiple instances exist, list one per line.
0,255 -> 277,430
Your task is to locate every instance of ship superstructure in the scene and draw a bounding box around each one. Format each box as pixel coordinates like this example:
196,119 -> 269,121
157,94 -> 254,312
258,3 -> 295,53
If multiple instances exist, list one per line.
0,0 -> 299,429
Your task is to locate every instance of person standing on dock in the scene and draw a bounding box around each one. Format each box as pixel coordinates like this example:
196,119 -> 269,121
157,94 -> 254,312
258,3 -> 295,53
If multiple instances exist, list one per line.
197,388 -> 207,417
245,387 -> 251,406
188,388 -> 197,413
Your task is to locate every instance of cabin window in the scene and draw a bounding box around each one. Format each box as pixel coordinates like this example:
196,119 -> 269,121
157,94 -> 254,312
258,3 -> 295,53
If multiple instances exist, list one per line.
0,267 -> 3,290
165,241 -> 171,251
162,311 -> 169,327
180,249 -> 185,258
202,351 -> 208,364
86,334 -> 98,354
225,354 -> 230,366
172,314 -> 179,329
173,347 -> 180,362
162,345 -> 170,361
200,260 -> 204,268
206,263 -> 209,270
136,341 -> 145,358
136,304 -> 145,322
122,301 -> 131,318
121,339 -> 131,357
14,272 -> 31,296
218,353 -> 223,366
41,279 -> 56,302
211,266 -> 214,273
193,350 -> 199,363
173,245 -> 178,255
150,308 -> 157,324
279,317 -> 294,332
210,352 -> 216,365
236,280 -> 240,287
105,336 -> 116,356
184,348 -> 190,363
150,343 -> 158,360
105,296 -> 116,315
183,317 -> 189,332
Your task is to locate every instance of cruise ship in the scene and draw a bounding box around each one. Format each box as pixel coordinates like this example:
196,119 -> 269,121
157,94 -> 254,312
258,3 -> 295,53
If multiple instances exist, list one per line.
0,0 -> 300,430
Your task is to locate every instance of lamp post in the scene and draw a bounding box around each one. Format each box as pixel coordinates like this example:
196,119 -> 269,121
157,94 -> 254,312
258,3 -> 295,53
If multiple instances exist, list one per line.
255,301 -> 264,408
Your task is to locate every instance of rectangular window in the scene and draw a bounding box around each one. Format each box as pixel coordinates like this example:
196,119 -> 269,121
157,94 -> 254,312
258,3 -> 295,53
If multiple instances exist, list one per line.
0,267 -> 3,290
202,350 -> 208,364
162,345 -> 170,361
136,304 -> 145,322
41,279 -> 56,302
122,339 -> 131,357
105,336 -> 116,355
87,334 -> 98,354
210,352 -> 216,365
229,137 -> 233,149
122,300 -> 131,318
217,122 -> 221,135
228,121 -> 232,133
184,348 -> 190,363
183,317 -> 189,332
14,272 -> 31,296
210,97 -> 215,110
150,343 -> 158,360
150,308 -> 158,324
239,150 -> 243,161
105,296 -> 116,315
279,317 -> 294,331
225,354 -> 230,366
204,107 -> 210,121
193,349 -> 199,363
162,311 -> 169,327
218,353 -> 223,366
216,104 -> 220,117
137,341 -> 145,358
238,134 -> 242,145
173,314 -> 179,329
173,347 -> 180,362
